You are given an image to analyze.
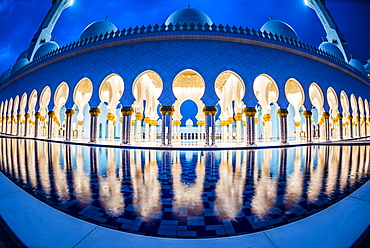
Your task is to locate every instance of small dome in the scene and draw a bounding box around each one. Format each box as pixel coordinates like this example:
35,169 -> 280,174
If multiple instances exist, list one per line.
79,20 -> 118,40
17,49 -> 28,61
349,59 -> 367,75
165,7 -> 213,26
260,20 -> 299,40
185,118 -> 193,126
318,42 -> 344,61
365,59 -> 370,74
11,57 -> 29,75
0,69 -> 11,83
34,41 -> 60,59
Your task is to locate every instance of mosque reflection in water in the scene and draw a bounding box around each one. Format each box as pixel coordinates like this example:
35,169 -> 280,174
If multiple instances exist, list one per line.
0,137 -> 369,238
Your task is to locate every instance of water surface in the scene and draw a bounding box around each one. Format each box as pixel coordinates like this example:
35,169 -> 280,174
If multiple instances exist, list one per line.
0,138 -> 369,238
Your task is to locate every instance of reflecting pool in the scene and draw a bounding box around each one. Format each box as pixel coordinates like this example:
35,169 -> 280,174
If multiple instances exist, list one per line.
0,137 -> 369,238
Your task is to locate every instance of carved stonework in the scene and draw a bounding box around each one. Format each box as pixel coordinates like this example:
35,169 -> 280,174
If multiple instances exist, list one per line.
173,71 -> 204,88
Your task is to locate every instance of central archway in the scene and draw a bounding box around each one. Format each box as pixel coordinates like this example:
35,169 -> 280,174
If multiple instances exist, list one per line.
172,69 -> 205,142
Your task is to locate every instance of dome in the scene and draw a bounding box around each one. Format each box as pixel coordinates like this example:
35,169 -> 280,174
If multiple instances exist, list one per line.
165,7 -> 213,26
79,20 -> 118,41
0,69 -> 10,83
185,118 -> 193,126
11,57 -> 29,75
349,59 -> 367,75
365,59 -> 370,74
260,20 -> 299,41
17,49 -> 28,61
33,41 -> 60,59
318,42 -> 344,60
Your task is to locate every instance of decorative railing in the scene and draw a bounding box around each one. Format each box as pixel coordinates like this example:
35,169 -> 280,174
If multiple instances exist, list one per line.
1,22 -> 368,84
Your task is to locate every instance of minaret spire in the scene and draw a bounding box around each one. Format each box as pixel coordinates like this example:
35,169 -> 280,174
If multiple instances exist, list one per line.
305,0 -> 351,62
27,0 -> 74,61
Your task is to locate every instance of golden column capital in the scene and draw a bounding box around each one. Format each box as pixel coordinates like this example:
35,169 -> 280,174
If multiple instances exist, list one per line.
348,115 -> 353,120
135,112 -> 143,121
234,113 -> 243,121
48,111 -> 55,118
197,120 -> 205,126
244,107 -> 257,117
107,113 -> 115,121
25,113 -> 30,119
120,107 -> 134,116
203,106 -> 218,116
263,114 -> 271,122
303,110 -> 312,118
65,109 -> 75,117
35,112 -> 41,119
322,112 -> 330,120
336,114 -> 343,120
89,108 -> 100,117
277,109 -> 289,118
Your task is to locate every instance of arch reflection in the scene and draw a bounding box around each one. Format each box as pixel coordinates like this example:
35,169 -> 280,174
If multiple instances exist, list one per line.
0,137 -> 369,238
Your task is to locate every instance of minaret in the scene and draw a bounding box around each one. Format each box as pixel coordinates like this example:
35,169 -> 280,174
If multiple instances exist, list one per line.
305,0 -> 351,62
27,0 -> 74,61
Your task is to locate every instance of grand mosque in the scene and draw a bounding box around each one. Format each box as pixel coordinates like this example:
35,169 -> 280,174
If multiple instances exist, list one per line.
0,0 -> 370,147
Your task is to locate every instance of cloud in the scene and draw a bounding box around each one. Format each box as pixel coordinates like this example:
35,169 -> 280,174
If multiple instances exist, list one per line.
0,44 -> 14,69
0,0 -> 12,13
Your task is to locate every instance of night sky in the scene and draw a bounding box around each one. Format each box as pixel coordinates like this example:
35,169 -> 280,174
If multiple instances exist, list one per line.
0,0 -> 369,74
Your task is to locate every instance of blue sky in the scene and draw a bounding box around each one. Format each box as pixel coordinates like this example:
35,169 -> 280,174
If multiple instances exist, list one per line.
0,0 -> 369,73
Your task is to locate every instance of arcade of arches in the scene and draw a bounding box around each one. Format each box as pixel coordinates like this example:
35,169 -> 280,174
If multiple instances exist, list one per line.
1,69 -> 369,147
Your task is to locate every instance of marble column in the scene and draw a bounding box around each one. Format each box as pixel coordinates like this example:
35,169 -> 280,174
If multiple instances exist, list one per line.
47,111 -> 54,139
167,107 -> 175,147
10,115 -> 14,135
89,108 -> 100,143
135,113 -> 143,142
303,110 -> 313,143
262,114 -> 272,142
277,109 -> 289,145
4,116 -> 9,134
34,112 -> 41,138
337,114 -> 343,140
356,116 -> 361,137
244,107 -> 257,146
203,106 -> 218,147
210,107 -> 218,146
160,112 -> 166,146
323,112 -> 330,142
65,109 -> 74,141
16,114 -> 21,136
24,113 -> 30,137
348,115 -> 353,138
121,107 -> 134,145
106,113 -> 115,142
235,113 -> 243,143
